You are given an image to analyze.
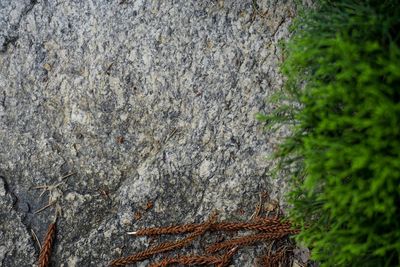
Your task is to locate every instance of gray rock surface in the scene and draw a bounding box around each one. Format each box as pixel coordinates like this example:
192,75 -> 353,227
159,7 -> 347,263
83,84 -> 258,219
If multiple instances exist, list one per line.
0,0 -> 295,266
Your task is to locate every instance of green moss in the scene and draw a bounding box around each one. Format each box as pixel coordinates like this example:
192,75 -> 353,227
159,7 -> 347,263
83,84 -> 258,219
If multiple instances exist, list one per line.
260,1 -> 400,266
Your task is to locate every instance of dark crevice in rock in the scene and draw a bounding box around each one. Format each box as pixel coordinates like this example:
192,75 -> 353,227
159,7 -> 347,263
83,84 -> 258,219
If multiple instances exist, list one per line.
22,0 -> 38,17
0,0 -> 38,53
0,35 -> 18,53
0,91 -> 6,110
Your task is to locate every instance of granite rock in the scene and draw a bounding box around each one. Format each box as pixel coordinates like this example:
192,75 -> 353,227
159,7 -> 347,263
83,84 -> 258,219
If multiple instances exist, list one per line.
0,0 -> 295,266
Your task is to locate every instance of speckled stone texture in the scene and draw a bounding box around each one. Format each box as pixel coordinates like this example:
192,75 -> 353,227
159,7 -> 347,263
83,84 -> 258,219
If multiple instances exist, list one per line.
0,0 -> 295,266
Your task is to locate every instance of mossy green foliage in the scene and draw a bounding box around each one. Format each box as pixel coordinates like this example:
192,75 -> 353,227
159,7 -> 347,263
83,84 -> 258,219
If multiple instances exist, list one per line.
258,0 -> 400,266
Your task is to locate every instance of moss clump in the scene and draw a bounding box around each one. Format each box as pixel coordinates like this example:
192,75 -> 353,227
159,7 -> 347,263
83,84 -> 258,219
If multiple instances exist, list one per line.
258,0 -> 400,266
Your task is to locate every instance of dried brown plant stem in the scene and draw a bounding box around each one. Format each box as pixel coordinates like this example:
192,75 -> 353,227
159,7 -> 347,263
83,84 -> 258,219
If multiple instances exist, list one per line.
149,255 -> 224,267
35,200 -> 57,214
38,221 -> 56,267
60,172 -> 76,180
149,247 -> 239,267
128,223 -> 199,236
31,228 -> 42,250
32,172 -> 75,197
129,217 -> 287,236
250,192 -> 265,221
214,221 -> 292,233
206,231 -> 297,254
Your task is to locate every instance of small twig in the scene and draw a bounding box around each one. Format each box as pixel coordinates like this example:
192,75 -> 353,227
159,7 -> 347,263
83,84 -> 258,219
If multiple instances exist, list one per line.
34,183 -> 63,198
31,228 -> 42,250
33,172 -> 74,212
250,193 -> 264,221
60,172 -> 76,181
32,173 -> 75,194
35,201 -> 57,214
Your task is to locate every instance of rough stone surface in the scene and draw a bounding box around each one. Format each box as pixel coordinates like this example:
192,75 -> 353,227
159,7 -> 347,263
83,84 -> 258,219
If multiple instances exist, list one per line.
0,0 -> 295,266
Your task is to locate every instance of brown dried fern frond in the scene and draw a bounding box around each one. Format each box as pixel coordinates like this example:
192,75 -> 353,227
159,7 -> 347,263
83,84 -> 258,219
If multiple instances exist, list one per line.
109,201 -> 300,266
109,214 -> 217,266
38,222 -> 56,267
128,223 -> 199,236
149,254 -> 224,267
130,217 -> 289,236
213,220 -> 293,233
206,231 -> 296,254
149,247 -> 238,267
